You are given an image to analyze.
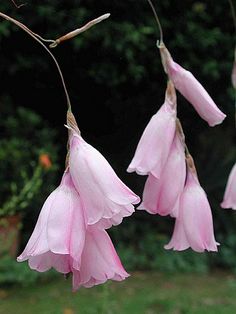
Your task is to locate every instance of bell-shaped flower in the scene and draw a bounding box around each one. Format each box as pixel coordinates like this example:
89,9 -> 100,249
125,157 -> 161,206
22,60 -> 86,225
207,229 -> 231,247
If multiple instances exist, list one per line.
72,226 -> 129,290
138,132 -> 186,216
221,163 -> 236,210
17,171 -> 86,273
69,129 -> 140,228
164,217 -> 190,251
165,159 -> 219,252
127,81 -> 177,178
159,44 -> 226,127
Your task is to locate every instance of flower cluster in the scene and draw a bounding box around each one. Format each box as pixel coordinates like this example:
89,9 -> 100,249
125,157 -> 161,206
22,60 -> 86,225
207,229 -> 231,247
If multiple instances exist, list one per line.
128,43 -> 225,252
17,112 -> 140,290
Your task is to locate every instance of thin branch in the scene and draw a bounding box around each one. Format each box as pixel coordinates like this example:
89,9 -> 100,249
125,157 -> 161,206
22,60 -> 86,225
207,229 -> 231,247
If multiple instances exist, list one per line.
49,13 -> 110,48
146,0 -> 163,44
0,12 -> 72,111
11,0 -> 26,9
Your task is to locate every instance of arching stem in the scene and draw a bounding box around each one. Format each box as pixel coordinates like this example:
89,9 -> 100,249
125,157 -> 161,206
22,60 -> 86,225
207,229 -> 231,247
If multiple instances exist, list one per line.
0,12 -> 72,111
11,0 -> 26,9
146,0 -> 163,44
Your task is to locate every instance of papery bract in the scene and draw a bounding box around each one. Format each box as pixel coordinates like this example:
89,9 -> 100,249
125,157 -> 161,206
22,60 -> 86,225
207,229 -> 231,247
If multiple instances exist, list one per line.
17,171 -> 86,272
69,132 -> 140,227
72,226 -> 129,290
165,170 -> 219,252
159,44 -> 226,127
221,163 -> 236,210
138,133 -> 186,217
127,81 -> 176,178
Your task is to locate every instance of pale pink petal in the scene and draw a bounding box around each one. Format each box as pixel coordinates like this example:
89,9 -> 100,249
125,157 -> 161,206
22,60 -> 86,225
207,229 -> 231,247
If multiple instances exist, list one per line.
221,163 -> 236,210
182,171 -> 219,252
47,173 -> 85,267
127,81 -> 176,178
160,45 -> 226,127
139,134 -> 186,216
28,252 -> 71,273
164,218 -> 190,251
69,134 -> 139,226
17,189 -> 58,261
17,172 -> 86,272
72,227 -> 129,290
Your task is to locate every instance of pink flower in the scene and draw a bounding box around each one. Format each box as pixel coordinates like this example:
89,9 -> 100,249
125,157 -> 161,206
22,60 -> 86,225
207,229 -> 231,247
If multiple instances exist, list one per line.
159,44 -> 226,127
138,133 -> 186,217
69,132 -> 140,228
127,81 -> 176,178
17,171 -> 86,272
72,227 -> 129,290
165,168 -> 219,252
221,163 -> 236,210
17,171 -> 129,289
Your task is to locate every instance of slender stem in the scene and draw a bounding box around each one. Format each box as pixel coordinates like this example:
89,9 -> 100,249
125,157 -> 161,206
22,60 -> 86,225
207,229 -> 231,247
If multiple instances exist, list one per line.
0,12 -> 72,111
11,0 -> 26,9
228,0 -> 236,36
146,0 -> 163,43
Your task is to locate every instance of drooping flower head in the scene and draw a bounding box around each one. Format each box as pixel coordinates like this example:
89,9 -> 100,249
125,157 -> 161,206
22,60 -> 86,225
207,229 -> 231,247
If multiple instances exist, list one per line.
138,130 -> 186,217
127,81 -> 177,178
165,155 -> 219,252
67,111 -> 140,229
72,226 -> 129,290
221,163 -> 236,210
159,43 -> 226,127
17,171 -> 86,273
17,169 -> 130,289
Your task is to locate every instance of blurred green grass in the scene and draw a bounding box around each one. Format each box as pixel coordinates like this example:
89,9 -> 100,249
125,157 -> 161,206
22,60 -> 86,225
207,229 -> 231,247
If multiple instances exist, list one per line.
1,271 -> 236,314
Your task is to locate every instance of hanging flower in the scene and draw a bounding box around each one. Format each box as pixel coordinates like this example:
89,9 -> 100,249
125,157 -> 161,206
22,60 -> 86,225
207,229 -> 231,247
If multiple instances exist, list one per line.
138,132 -> 186,217
17,171 -> 86,272
17,170 -> 129,289
72,226 -> 129,290
127,81 -> 177,178
221,163 -> 236,210
159,43 -> 226,127
165,155 -> 219,252
68,113 -> 140,228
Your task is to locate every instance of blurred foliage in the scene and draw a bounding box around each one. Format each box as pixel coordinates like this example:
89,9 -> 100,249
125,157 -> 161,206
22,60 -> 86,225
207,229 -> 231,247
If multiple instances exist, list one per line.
0,0 -> 235,282
0,99 -> 59,217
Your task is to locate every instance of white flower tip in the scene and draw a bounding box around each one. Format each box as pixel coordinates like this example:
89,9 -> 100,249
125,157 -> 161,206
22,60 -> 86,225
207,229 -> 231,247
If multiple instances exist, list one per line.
104,13 -> 111,19
208,114 -> 227,127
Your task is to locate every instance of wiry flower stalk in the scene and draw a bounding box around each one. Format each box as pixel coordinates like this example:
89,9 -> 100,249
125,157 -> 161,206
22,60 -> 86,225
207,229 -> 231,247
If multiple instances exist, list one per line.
146,0 -> 163,44
0,12 -> 72,111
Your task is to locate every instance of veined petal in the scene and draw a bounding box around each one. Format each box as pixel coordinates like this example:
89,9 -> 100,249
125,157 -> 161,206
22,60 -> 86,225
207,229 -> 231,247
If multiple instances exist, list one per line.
159,44 -> 226,127
164,218 -> 190,251
72,227 -> 129,290
127,81 -> 176,178
182,171 -> 219,252
17,189 -> 58,261
69,134 -> 139,226
17,171 -> 86,272
139,133 -> 186,216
